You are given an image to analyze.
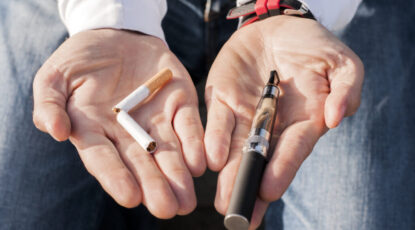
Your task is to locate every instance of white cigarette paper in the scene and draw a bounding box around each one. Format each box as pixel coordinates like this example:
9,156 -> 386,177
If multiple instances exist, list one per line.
113,68 -> 172,112
114,86 -> 149,112
116,110 -> 157,153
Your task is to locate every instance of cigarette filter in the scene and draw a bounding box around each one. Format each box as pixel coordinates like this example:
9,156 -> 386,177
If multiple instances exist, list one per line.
116,110 -> 157,153
113,68 -> 173,113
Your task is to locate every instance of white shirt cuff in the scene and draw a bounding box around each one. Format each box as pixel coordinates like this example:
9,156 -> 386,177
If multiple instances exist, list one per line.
58,0 -> 167,42
300,0 -> 362,31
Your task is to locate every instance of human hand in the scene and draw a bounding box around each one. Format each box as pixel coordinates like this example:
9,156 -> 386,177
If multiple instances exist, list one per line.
204,16 -> 364,228
33,29 -> 206,218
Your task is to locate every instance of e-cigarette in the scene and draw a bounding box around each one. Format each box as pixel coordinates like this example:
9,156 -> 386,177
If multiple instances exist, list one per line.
224,70 -> 280,230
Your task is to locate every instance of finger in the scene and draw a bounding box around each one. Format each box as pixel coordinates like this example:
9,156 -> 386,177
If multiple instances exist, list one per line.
249,199 -> 268,230
116,133 -> 179,219
150,121 -> 197,216
325,56 -> 364,128
214,120 -> 251,214
260,121 -> 323,202
173,105 -> 206,177
69,130 -> 141,208
204,98 -> 236,171
33,63 -> 71,141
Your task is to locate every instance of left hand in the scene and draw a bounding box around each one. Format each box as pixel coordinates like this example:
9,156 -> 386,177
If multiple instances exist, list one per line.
204,16 -> 364,229
32,29 -> 206,218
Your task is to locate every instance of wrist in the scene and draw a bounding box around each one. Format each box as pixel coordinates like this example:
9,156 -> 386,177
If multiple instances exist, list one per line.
71,28 -> 170,54
228,0 -> 315,28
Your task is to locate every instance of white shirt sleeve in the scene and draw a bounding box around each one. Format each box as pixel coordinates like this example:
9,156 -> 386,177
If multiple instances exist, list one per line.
58,0 -> 167,42
300,0 -> 363,31
236,0 -> 362,32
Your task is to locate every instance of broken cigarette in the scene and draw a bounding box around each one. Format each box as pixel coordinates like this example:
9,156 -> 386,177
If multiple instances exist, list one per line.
113,68 -> 173,113
113,68 -> 173,153
116,110 -> 157,153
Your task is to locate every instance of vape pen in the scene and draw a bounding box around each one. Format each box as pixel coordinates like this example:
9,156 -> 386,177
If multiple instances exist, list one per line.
224,70 -> 280,230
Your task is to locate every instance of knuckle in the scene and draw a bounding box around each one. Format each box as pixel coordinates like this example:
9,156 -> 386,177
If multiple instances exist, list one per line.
236,110 -> 254,127
207,146 -> 229,172
154,140 -> 179,153
354,56 -> 364,73
346,56 -> 364,78
128,151 -> 153,167
35,61 -> 64,85
169,166 -> 190,179
236,103 -> 255,119
183,134 -> 201,144
208,127 -> 226,137
347,50 -> 364,70
230,137 -> 246,151
180,115 -> 200,128
212,141 -> 230,156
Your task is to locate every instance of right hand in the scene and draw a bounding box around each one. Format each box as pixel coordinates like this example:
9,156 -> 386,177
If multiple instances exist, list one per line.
33,29 -> 206,218
204,16 -> 364,228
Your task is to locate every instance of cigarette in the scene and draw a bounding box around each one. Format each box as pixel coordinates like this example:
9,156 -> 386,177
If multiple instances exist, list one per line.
116,110 -> 157,153
113,68 -> 173,113
113,68 -> 172,153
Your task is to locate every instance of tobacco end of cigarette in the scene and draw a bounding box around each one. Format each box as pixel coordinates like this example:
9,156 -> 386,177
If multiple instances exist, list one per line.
145,68 -> 173,94
147,141 -> 157,153
112,107 -> 121,113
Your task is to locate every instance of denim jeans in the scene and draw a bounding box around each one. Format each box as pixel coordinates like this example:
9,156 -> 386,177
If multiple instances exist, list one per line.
1,0 -> 414,230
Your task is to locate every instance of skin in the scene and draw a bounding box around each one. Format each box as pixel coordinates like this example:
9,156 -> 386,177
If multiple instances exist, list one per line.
204,16 -> 364,229
32,29 -> 206,219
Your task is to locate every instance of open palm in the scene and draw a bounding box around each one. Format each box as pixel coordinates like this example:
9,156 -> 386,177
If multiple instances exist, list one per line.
204,16 -> 363,228
33,29 -> 205,218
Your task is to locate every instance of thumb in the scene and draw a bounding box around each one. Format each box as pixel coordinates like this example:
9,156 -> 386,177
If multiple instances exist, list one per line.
33,62 -> 71,141
325,56 -> 364,128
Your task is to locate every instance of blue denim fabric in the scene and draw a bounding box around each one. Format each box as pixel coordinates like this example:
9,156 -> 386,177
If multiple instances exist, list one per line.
163,0 -> 236,82
265,1 -> 415,229
0,1 -> 155,229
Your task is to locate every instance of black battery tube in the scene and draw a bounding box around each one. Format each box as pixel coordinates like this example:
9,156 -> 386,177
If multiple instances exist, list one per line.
224,150 -> 267,230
